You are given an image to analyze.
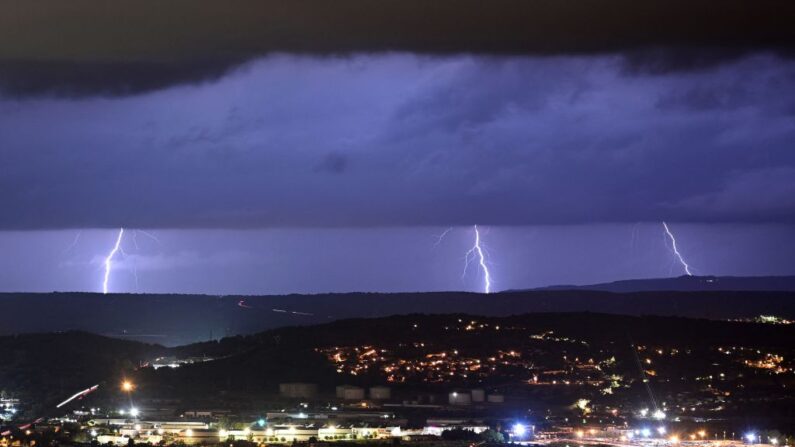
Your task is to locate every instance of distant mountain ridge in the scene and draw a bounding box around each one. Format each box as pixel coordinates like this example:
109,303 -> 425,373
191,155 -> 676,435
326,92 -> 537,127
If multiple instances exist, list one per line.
527,275 -> 795,293
2,277 -> 795,345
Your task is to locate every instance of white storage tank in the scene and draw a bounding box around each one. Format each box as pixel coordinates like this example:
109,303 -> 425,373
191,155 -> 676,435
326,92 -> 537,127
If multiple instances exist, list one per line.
448,391 -> 471,405
341,386 -> 365,400
336,385 -> 353,398
337,385 -> 365,400
486,394 -> 504,404
279,383 -> 318,399
470,389 -> 485,402
370,386 -> 391,400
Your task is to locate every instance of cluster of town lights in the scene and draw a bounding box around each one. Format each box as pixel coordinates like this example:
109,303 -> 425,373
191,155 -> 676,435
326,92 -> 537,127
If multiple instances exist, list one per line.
36,380 -> 779,447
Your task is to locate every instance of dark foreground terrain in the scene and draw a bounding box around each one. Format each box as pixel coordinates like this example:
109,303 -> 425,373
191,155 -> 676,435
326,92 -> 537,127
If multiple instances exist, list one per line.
2,312 -> 795,430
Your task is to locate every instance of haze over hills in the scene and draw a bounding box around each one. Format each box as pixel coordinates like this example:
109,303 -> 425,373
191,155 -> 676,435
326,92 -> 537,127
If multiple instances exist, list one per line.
530,274 -> 795,293
2,275 -> 795,346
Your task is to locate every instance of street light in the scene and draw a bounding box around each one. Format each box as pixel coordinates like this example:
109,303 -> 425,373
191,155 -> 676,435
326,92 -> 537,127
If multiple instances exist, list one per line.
122,380 -> 137,419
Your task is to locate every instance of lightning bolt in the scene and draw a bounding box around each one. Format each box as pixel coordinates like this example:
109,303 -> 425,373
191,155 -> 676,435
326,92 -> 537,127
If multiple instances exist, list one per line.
135,229 -> 160,244
662,222 -> 693,276
62,231 -> 82,256
433,227 -> 453,247
629,222 -> 640,252
463,225 -> 492,294
102,228 -> 125,294
99,229 -> 159,294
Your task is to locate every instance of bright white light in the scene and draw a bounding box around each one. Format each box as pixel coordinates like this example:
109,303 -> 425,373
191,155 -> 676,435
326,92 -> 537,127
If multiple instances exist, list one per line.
129,407 -> 140,417
641,428 -> 651,438
639,408 -> 649,417
103,228 -> 125,294
626,432 -> 634,440
119,409 -> 126,415
657,426 -> 666,435
746,433 -> 757,443
662,222 -> 693,276
652,409 -> 666,420
90,430 -> 98,437
185,429 -> 193,437
513,424 -> 526,436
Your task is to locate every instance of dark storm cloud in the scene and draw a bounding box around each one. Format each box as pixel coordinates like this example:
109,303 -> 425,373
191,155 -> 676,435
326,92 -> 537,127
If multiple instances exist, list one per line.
2,54 -> 795,229
0,59 -> 243,99
620,48 -> 763,75
2,0 -> 795,97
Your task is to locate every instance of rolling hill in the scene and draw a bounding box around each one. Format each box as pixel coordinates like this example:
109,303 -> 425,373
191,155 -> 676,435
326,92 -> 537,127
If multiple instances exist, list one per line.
531,275 -> 795,293
1,288 -> 795,346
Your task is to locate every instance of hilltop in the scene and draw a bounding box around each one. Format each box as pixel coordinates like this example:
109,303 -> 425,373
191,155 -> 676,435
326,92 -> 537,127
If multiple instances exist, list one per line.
2,282 -> 795,345
531,274 -> 795,293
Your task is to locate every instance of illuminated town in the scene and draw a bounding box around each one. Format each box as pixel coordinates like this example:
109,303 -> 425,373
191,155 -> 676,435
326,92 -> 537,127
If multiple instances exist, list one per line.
2,312 -> 794,447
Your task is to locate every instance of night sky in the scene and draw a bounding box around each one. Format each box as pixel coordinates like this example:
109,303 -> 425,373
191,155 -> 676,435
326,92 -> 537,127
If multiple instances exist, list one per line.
1,1 -> 795,294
